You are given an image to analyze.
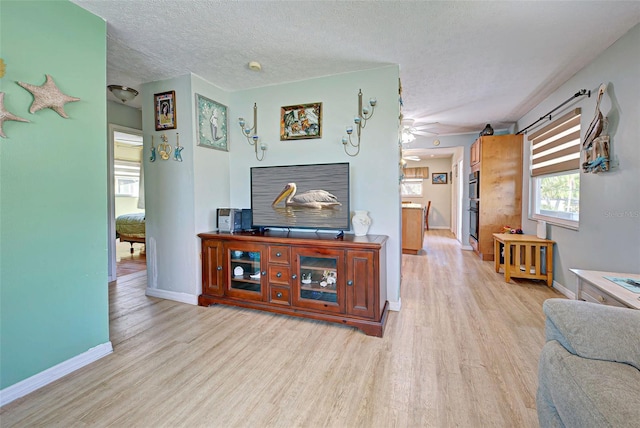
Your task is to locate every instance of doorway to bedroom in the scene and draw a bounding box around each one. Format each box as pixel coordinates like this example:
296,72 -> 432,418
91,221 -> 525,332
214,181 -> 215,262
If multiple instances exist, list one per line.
108,125 -> 146,281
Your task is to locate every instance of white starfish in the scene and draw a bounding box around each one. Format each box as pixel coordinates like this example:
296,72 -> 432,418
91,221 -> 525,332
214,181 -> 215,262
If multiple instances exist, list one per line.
0,92 -> 29,138
17,74 -> 80,118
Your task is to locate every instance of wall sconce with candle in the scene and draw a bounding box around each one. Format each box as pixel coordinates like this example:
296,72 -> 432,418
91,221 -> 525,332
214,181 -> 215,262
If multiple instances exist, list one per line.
342,89 -> 377,157
238,103 -> 267,161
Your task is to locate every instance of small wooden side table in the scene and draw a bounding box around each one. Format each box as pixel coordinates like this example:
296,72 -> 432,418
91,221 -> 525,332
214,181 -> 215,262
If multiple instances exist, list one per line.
493,233 -> 555,286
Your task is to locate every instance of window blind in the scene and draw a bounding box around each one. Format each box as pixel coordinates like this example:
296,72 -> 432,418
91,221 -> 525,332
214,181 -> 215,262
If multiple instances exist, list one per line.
529,108 -> 581,177
403,167 -> 429,179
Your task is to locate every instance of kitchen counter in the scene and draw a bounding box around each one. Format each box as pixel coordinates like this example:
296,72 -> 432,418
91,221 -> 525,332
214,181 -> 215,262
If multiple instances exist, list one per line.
402,205 -> 425,254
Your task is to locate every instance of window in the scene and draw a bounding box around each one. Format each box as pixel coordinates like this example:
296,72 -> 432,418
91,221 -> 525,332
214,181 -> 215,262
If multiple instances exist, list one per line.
114,160 -> 140,197
401,179 -> 423,197
529,108 -> 581,228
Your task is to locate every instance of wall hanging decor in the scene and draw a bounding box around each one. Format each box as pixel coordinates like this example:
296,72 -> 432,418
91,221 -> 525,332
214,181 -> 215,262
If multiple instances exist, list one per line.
150,136 -> 156,162
195,93 -> 228,151
582,83 -> 610,173
0,58 -> 5,78
280,102 -> 322,140
158,134 -> 172,160
154,90 -> 177,131
17,74 -> 80,118
0,92 -> 29,138
174,133 -> 183,162
432,172 -> 447,184
238,102 -> 267,161
342,89 -> 377,157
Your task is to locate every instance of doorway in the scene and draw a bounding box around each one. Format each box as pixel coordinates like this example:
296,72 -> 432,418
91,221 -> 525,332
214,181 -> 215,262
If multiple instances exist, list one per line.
108,124 -> 145,281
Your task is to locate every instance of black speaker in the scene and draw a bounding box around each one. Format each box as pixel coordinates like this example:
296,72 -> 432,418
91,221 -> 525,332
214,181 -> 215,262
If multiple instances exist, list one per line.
241,209 -> 253,231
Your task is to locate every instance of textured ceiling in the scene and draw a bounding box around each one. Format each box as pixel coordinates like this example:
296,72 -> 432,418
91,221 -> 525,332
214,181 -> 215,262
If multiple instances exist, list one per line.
72,0 -> 640,136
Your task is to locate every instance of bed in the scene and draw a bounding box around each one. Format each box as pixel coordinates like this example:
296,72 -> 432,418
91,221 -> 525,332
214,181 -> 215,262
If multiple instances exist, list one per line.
116,212 -> 145,253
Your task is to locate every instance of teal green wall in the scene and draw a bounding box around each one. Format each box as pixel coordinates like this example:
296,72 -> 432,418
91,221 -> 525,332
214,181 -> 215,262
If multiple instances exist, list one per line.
0,1 -> 109,389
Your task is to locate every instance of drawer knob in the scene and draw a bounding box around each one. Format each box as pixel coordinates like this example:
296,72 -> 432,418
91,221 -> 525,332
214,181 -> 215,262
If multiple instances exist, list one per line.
217,266 -> 223,271
276,252 -> 282,257
276,272 -> 282,278
292,274 -> 297,280
347,280 -> 353,286
276,292 -> 283,298
261,271 -> 267,276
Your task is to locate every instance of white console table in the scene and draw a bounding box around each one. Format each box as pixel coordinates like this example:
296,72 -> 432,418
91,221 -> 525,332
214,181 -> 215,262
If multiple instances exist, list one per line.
570,269 -> 640,310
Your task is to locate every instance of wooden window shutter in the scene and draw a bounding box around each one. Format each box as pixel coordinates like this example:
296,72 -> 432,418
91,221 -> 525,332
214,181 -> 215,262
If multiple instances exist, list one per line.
529,108 -> 581,176
403,167 -> 429,179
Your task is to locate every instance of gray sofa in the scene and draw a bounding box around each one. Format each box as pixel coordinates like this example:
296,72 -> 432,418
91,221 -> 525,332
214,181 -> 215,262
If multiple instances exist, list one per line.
537,298 -> 640,427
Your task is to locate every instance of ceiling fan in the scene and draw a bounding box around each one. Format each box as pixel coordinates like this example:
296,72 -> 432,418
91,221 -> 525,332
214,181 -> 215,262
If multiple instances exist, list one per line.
401,119 -> 439,144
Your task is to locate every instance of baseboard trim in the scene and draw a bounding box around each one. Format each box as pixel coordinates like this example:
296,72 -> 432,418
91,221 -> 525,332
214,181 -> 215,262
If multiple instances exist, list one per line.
429,226 -> 451,230
0,341 -> 113,407
461,245 -> 473,251
552,280 -> 575,299
388,298 -> 401,311
145,288 -> 198,305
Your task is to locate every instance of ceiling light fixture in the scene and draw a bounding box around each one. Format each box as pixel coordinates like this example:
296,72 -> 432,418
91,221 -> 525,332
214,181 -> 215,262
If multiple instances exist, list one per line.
108,85 -> 138,103
248,61 -> 262,71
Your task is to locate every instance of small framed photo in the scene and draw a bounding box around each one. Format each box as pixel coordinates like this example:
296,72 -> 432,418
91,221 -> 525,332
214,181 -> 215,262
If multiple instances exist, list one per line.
280,102 -> 322,140
432,172 -> 448,184
195,93 -> 228,151
154,91 -> 177,131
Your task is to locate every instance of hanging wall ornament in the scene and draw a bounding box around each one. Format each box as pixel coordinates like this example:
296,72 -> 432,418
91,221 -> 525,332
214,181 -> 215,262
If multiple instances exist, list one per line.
17,74 -> 80,118
173,133 -> 183,162
158,134 -> 172,160
0,92 -> 30,138
150,136 -> 156,162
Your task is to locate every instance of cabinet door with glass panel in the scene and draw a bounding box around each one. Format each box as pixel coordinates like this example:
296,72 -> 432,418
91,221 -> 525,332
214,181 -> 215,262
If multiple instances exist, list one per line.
292,247 -> 345,314
225,242 -> 266,301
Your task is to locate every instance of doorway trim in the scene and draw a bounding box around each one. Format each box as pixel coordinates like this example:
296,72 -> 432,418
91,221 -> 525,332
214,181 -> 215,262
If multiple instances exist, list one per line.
108,124 -> 143,282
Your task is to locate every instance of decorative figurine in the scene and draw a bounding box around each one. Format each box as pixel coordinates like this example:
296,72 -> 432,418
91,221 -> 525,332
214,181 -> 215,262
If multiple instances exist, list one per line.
480,124 -> 494,136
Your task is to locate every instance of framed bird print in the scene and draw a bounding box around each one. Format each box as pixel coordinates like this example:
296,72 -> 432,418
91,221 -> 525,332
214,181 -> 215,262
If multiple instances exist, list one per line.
195,93 -> 228,151
154,90 -> 177,131
280,102 -> 322,140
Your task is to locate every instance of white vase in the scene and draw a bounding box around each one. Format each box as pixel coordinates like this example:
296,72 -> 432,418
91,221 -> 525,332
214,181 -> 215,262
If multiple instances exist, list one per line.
352,210 -> 372,236
537,220 -> 547,239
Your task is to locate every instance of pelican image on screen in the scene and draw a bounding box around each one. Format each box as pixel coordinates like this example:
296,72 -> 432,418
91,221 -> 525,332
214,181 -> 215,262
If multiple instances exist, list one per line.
250,163 -> 350,230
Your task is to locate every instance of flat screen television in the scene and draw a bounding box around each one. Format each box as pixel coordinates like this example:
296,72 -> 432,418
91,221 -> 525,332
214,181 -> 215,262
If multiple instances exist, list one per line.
250,162 -> 350,231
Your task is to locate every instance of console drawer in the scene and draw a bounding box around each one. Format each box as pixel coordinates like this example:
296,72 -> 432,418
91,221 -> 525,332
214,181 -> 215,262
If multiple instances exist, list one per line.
580,281 -> 627,308
270,286 -> 290,305
269,246 -> 290,265
269,266 -> 291,285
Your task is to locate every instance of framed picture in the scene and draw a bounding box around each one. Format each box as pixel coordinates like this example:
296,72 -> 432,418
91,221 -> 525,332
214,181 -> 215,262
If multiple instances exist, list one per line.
154,91 -> 177,131
195,93 -> 228,151
280,102 -> 322,140
432,172 -> 448,184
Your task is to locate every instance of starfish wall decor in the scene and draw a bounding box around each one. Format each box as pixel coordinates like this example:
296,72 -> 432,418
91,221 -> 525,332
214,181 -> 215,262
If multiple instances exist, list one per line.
17,74 -> 80,118
0,92 -> 29,138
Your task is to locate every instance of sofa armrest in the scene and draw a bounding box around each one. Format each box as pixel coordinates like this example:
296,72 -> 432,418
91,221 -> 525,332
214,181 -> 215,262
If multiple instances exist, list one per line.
543,298 -> 640,370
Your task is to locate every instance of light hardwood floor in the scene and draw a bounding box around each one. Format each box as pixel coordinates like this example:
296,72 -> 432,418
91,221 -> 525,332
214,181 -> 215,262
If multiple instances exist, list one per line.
1,230 -> 562,427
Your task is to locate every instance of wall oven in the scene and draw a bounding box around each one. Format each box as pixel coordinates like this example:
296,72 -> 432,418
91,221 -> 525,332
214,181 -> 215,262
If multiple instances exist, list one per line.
469,171 -> 479,200
469,200 -> 479,241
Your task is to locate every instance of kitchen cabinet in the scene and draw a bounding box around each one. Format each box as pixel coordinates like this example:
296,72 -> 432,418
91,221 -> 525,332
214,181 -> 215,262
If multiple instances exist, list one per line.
198,230 -> 388,337
402,205 -> 425,254
470,134 -> 523,261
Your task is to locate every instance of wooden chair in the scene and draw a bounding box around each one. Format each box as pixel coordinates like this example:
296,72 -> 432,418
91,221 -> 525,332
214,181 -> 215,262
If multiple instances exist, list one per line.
425,201 -> 431,231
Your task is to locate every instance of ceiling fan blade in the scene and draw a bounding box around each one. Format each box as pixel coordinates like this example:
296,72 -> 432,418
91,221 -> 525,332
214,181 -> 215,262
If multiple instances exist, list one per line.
413,130 -> 438,136
413,122 -> 439,130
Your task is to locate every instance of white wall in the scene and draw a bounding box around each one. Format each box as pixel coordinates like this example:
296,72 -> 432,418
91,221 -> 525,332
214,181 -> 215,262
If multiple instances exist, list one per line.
517,23 -> 640,290
228,66 -> 403,306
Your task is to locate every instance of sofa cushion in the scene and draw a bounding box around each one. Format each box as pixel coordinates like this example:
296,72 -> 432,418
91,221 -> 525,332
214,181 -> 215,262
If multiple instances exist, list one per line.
543,298 -> 640,370
538,340 -> 640,428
